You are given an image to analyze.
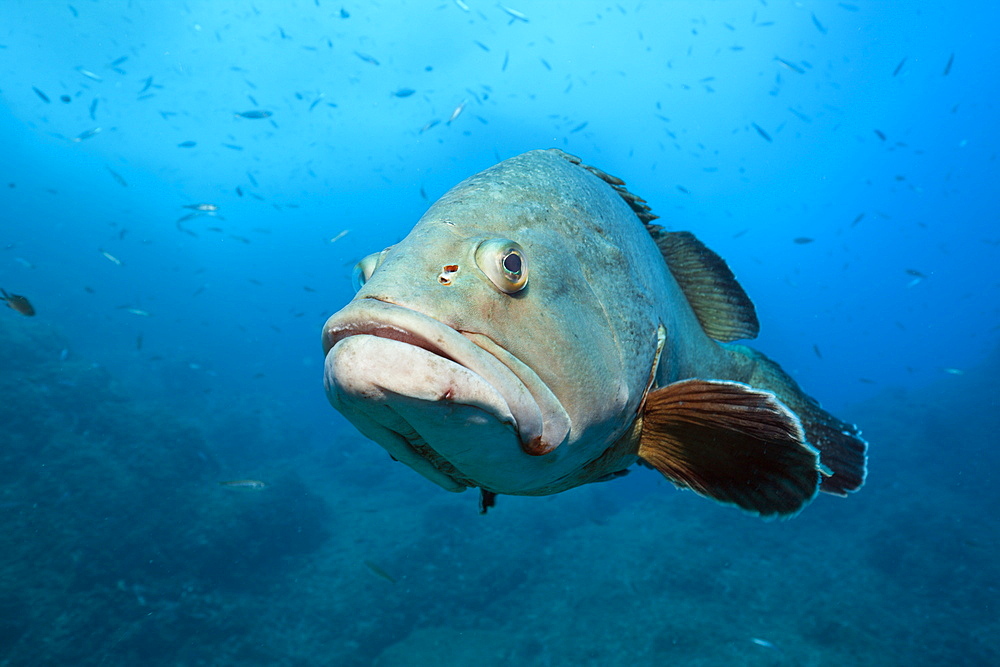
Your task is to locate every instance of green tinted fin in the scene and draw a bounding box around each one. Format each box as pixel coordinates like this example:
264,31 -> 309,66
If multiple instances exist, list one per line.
637,379 -> 820,517
728,344 -> 868,496
653,230 -> 759,342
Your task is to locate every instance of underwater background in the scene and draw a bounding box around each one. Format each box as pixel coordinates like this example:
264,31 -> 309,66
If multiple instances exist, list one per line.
1,1 -> 998,665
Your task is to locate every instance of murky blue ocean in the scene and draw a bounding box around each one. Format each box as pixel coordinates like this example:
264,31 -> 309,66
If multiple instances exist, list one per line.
1,1 -> 997,665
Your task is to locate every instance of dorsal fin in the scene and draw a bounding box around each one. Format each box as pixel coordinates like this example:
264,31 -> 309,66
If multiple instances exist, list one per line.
549,149 -> 758,341
652,229 -> 759,342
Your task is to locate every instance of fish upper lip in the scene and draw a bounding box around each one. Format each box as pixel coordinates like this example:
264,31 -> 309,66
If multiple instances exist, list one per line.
323,298 -> 566,455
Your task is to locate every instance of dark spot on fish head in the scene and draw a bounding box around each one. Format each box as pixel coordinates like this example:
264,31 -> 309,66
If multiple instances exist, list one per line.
522,435 -> 555,456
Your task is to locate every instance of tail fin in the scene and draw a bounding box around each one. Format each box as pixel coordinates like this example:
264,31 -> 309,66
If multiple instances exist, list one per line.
727,345 -> 868,496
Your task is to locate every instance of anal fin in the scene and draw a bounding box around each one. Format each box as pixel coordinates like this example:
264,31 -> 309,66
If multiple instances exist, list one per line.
638,379 -> 820,517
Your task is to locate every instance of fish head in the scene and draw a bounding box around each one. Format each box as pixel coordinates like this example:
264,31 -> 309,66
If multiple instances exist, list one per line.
323,150 -> 664,495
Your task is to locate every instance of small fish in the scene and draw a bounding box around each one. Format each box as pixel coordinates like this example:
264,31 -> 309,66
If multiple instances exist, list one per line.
125,308 -> 150,316
942,52 -> 954,76
235,110 -> 272,119
874,129 -> 887,141
944,368 -> 964,375
329,230 -> 350,243
454,0 -> 470,10
72,127 -> 102,142
309,95 -> 324,111
793,237 -> 815,244
32,86 -> 51,103
177,140 -> 197,147
392,88 -> 415,98
183,203 -> 219,212
76,67 -> 103,81
751,122 -> 772,142
136,333 -> 143,351
750,637 -> 777,650
474,40 -> 490,52
813,344 -> 823,359
106,167 -> 127,187
340,8 -> 350,18
363,560 -> 397,583
246,172 -> 259,187
236,186 -> 243,197
139,76 -> 154,94
502,50 -> 509,71
447,99 -> 468,124
100,250 -> 123,265
774,57 -> 804,74
109,55 -> 128,67
354,51 -> 379,66
176,212 -> 206,225
811,12 -> 827,34
1,289 -> 35,316
499,4 -> 528,22
570,121 -> 588,133
218,479 -> 268,489
851,213 -> 865,227
88,98 -> 98,120
787,107 -> 811,123
222,143 -> 243,151
892,57 -> 907,77
419,119 -> 440,133
60,94 -> 71,103
905,269 -> 927,279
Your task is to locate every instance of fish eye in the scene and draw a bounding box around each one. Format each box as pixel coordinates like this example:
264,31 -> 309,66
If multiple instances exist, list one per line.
351,246 -> 393,291
475,238 -> 528,294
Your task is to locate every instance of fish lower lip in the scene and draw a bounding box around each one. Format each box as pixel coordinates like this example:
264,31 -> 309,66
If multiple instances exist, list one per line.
323,300 -> 548,454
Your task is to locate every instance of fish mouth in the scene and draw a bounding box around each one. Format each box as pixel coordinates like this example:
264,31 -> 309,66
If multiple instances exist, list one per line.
322,299 -> 570,489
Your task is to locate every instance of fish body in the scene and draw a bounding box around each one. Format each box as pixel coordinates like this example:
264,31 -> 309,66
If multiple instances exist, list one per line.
183,203 -> 219,212
218,479 -> 268,489
1,289 -> 35,316
447,100 -> 468,124
322,149 -> 867,516
76,67 -> 102,81
235,110 -> 272,119
73,127 -> 102,142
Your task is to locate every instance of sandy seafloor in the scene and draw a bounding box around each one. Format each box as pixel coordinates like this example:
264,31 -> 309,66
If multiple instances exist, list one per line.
2,315 -> 996,666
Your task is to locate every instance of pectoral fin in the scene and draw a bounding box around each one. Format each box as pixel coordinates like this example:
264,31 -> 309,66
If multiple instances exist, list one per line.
637,379 -> 820,517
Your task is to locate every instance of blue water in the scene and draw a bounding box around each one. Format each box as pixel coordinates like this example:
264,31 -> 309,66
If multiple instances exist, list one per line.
1,1 -> 997,665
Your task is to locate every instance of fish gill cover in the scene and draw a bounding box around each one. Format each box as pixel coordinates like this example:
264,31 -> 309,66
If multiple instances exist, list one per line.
0,1 -> 998,666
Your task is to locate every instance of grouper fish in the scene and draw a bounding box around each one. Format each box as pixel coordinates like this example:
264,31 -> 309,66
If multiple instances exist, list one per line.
322,149 -> 867,517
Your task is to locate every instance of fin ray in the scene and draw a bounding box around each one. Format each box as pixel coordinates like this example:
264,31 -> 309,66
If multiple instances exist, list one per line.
638,379 -> 820,517
654,231 -> 759,342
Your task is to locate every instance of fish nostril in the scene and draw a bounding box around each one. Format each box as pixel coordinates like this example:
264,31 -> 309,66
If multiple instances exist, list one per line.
438,264 -> 459,285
